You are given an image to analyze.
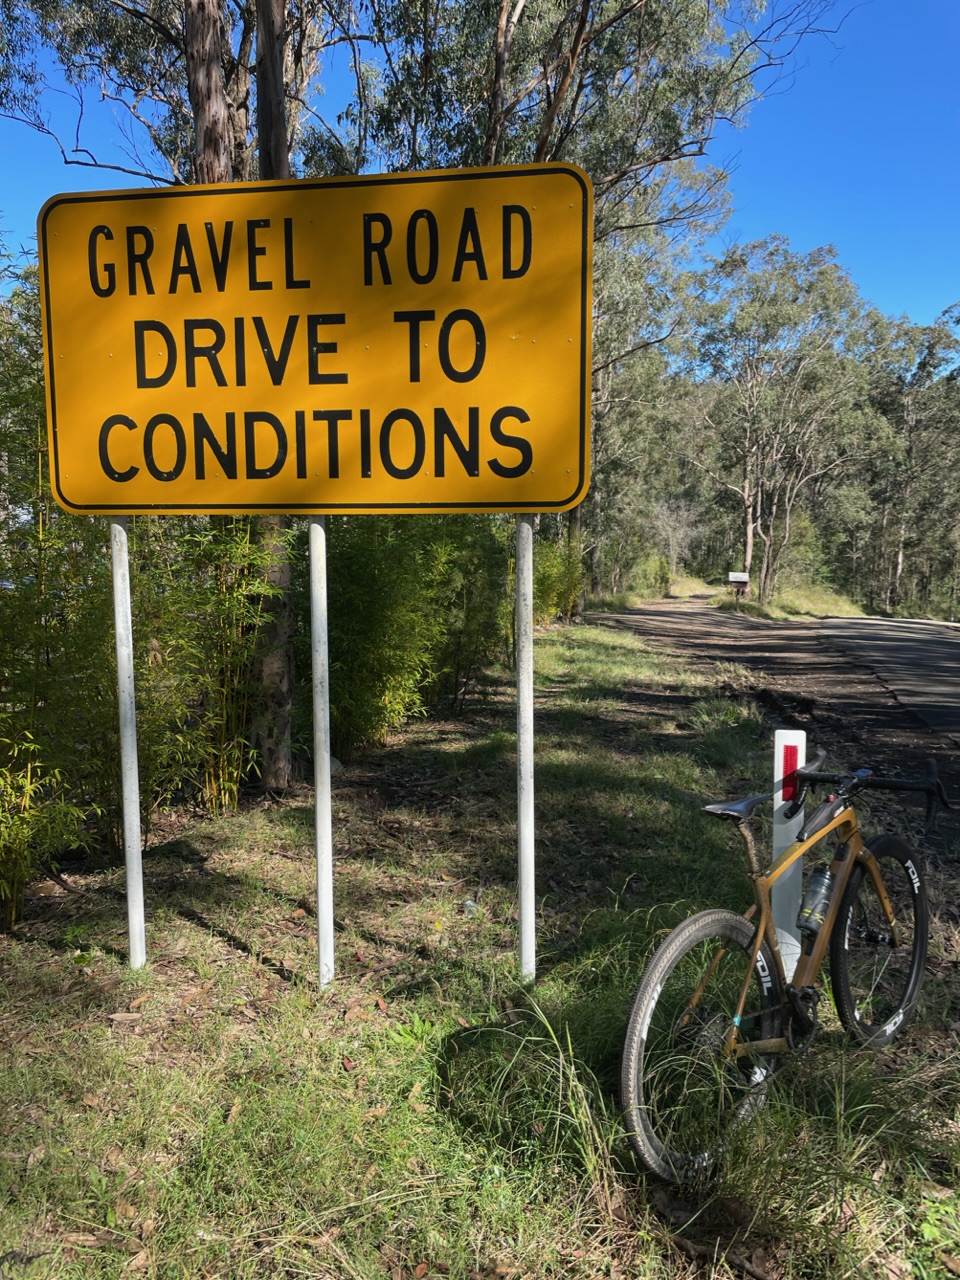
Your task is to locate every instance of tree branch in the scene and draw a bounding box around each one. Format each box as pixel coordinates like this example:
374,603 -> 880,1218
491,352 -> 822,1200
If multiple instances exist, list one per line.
106,0 -> 183,51
0,111 -> 174,184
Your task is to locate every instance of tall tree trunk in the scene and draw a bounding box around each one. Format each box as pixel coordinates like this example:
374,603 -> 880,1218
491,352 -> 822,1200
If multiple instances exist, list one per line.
256,0 -> 291,181
484,0 -> 525,163
742,482 -> 754,579
252,0 -> 295,790
183,0 -> 294,791
889,472 -> 912,612
892,513 -> 908,611
588,481 -> 602,593
185,0 -> 232,184
566,501 -> 585,616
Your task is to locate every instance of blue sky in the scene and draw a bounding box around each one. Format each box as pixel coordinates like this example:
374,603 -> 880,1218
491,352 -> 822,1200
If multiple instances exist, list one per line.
706,0 -> 960,326
2,0 -> 957,326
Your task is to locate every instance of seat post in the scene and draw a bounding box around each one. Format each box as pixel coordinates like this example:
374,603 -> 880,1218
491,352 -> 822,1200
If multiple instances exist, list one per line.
738,820 -> 763,879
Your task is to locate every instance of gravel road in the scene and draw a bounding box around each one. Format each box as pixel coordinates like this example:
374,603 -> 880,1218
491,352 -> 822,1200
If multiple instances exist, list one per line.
587,599 -> 960,849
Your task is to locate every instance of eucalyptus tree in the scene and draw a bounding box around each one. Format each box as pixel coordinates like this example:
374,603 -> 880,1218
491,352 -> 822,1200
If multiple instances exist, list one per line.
855,312 -> 960,614
682,236 -> 871,602
0,0 -> 363,182
354,2 -> 841,374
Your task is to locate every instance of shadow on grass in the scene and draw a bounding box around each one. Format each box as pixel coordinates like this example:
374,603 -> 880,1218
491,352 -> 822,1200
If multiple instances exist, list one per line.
12,837 -> 325,982
436,1001 -> 625,1185
11,633 -> 762,1027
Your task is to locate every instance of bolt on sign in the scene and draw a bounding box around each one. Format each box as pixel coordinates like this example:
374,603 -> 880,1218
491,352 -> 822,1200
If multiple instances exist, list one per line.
39,165 -> 592,516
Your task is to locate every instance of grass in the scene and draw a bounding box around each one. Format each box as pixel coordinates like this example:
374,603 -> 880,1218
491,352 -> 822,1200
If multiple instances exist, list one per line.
714,582 -> 866,620
775,583 -> 866,618
585,574 -> 865,619
582,590 -> 645,612
667,576 -> 716,600
1,622 -> 959,1278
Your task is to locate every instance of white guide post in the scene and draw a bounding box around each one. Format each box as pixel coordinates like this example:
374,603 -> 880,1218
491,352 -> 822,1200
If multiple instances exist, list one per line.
516,515 -> 536,982
309,517 -> 335,987
772,729 -> 806,981
109,517 -> 146,969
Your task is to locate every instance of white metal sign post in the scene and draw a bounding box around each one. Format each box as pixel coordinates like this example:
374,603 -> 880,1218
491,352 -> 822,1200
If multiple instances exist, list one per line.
110,517 -> 147,969
516,515 -> 536,981
772,728 -> 806,980
309,516 -> 335,986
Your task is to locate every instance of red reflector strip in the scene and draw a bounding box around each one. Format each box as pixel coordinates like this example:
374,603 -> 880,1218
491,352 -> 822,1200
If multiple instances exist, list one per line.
781,744 -> 799,801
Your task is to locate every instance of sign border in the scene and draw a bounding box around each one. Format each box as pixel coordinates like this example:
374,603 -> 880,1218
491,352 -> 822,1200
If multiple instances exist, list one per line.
39,164 -> 592,516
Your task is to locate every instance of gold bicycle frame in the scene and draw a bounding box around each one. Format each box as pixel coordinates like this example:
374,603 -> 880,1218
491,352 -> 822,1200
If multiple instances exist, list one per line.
717,803 -> 901,1059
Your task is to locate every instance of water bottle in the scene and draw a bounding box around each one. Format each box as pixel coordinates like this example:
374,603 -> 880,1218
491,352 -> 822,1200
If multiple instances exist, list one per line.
797,866 -> 835,936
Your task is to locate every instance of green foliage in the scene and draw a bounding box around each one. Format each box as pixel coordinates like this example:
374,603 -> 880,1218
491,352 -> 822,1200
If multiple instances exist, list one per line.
772,508 -> 830,591
629,552 -> 672,599
845,314 -> 960,617
583,590 -> 641,612
682,236 -> 873,603
387,1011 -> 439,1049
441,999 -> 621,1202
426,516 -> 514,711
0,261 -> 123,850
292,515 -> 580,759
0,722 -> 91,929
532,536 -> 584,623
914,1185 -> 960,1278
0,499 -> 120,846
128,516 -> 272,816
293,517 -> 452,760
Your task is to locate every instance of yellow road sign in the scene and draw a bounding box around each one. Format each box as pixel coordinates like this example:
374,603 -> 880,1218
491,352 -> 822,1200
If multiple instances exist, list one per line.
39,165 -> 592,515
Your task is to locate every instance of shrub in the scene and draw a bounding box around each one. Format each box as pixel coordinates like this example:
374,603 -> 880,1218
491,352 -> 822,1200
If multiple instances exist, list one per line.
0,725 -> 92,930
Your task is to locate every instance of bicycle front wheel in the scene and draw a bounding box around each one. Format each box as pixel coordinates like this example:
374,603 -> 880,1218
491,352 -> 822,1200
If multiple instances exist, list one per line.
830,834 -> 928,1046
621,909 -> 783,1183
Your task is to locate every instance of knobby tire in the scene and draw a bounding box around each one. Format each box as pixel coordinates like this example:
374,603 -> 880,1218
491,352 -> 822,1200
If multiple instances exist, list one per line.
620,909 -> 782,1184
829,834 -> 928,1046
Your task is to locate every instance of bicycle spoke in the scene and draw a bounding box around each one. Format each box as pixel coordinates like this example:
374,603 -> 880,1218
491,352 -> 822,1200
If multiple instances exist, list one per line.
830,836 -> 928,1046
621,910 -> 782,1182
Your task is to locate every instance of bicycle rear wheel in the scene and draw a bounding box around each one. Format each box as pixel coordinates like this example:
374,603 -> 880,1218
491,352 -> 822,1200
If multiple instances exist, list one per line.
621,909 -> 783,1183
830,834 -> 928,1046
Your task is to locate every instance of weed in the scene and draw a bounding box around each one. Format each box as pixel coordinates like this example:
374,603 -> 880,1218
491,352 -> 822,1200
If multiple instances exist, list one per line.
387,1012 -> 439,1049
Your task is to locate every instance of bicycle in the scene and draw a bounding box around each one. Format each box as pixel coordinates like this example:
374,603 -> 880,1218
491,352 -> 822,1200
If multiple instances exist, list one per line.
620,751 -> 954,1183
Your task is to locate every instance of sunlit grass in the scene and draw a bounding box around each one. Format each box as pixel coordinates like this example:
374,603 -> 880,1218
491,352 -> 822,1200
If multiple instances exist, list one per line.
1,621 -> 957,1278
714,583 -> 866,619
776,584 -> 866,618
582,589 -> 644,612
668,574 -> 717,599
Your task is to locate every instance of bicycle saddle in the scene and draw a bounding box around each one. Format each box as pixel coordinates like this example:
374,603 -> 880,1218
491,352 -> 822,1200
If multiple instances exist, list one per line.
701,793 -> 771,822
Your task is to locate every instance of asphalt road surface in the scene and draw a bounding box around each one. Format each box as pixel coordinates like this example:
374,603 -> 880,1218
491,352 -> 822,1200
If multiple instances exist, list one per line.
821,617 -> 960,740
